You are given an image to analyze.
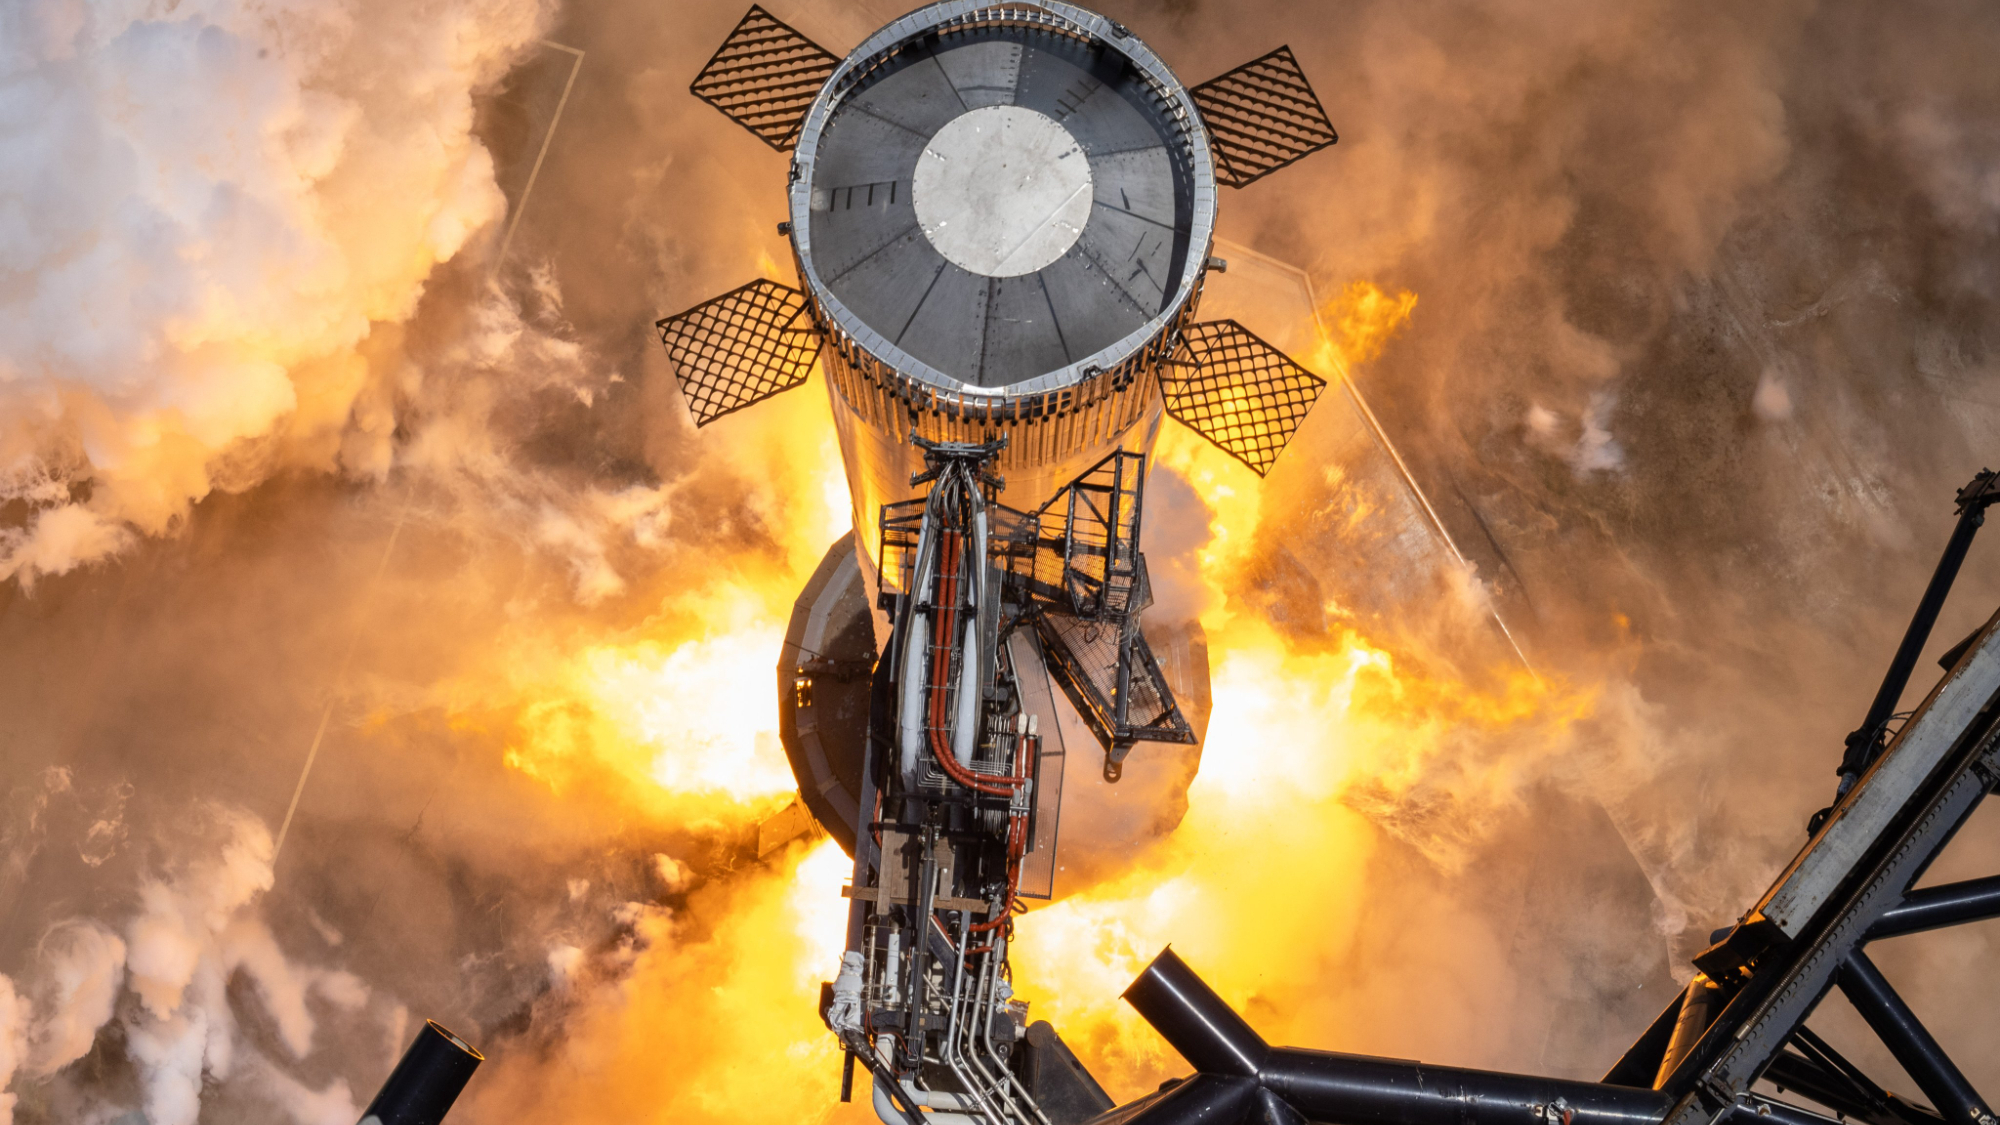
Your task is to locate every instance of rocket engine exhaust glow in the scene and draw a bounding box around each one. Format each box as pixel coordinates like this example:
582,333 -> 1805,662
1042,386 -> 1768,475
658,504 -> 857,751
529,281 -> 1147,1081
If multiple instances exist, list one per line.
10,0 -> 2000,1121
656,3 -> 1346,1119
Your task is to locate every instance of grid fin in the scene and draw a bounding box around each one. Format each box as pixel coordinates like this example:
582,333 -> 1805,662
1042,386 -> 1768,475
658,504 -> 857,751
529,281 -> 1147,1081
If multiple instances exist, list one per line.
655,279 -> 823,426
1162,319 -> 1327,476
1190,46 -> 1338,188
690,5 -> 841,151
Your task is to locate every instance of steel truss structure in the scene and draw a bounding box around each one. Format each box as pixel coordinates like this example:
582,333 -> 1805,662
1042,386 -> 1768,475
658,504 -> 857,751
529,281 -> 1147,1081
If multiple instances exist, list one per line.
1163,320 -> 1329,476
1189,46 -> 1340,189
880,448 -> 1198,784
1025,452 -> 1196,775
1090,470 -> 2000,1125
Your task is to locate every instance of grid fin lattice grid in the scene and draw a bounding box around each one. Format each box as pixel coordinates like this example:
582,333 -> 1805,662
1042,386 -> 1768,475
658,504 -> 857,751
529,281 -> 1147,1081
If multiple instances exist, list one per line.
1190,46 -> 1338,188
656,278 -> 823,426
690,5 -> 840,151
1162,319 -> 1326,476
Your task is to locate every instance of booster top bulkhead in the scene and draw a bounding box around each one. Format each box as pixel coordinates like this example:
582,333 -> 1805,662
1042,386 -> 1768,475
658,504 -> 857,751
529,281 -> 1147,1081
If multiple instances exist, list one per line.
660,0 -> 1340,572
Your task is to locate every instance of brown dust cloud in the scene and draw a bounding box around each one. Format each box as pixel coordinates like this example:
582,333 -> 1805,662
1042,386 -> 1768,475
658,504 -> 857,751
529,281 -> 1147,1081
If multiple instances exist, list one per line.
4,0 -> 2000,1121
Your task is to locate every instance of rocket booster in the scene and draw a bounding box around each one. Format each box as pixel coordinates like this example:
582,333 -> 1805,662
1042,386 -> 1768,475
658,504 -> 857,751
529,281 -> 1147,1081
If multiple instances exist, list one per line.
655,4 -> 1341,1121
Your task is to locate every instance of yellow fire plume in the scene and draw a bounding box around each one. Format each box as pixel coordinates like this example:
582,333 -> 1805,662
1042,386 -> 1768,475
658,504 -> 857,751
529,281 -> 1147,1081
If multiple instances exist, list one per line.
470,276 -> 1597,1120
488,364 -> 850,824
1010,279 -> 1583,1096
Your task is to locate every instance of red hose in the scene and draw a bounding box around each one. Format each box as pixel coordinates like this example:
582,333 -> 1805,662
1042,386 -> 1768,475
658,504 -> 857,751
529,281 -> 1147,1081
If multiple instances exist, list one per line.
970,734 -> 1037,933
913,501 -> 1036,939
924,529 -> 1026,797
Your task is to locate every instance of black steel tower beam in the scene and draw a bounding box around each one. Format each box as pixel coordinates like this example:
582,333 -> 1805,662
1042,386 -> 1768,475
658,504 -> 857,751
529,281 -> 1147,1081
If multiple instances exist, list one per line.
1108,948 -> 1879,1125
1766,1026 -> 1945,1125
1090,471 -> 2000,1125
1867,875 -> 2000,939
1764,1050 -> 1901,1125
1118,948 -> 1673,1125
1821,469 -> 2000,823
1837,951 -> 1994,1125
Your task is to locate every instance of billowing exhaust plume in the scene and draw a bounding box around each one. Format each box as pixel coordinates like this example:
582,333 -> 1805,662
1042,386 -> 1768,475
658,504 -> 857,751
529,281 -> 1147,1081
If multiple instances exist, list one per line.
4,0 -> 2000,1120
0,0 -> 552,582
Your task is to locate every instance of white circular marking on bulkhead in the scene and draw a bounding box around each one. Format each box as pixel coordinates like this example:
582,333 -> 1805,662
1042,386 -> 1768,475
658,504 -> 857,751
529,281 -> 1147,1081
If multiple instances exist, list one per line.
912,105 -> 1093,278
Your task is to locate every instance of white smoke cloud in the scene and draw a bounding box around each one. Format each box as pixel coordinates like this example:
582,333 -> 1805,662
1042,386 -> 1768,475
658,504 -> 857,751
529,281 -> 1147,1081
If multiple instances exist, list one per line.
24,921 -> 125,1075
1753,369 -> 1794,421
1571,390 -> 1626,474
0,974 -> 26,1125
8,804 -> 379,1124
0,0 -> 552,583
254,1059 -> 363,1125
1523,394 -> 1627,476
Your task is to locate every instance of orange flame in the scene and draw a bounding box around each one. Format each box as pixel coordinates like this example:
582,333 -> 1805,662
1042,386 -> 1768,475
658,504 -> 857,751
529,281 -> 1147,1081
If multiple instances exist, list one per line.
1007,279 -> 1593,1099
488,367 -> 850,823
1312,279 -> 1420,375
458,341 -> 872,1122
467,276 -> 1598,1120
1019,396 -> 1591,1099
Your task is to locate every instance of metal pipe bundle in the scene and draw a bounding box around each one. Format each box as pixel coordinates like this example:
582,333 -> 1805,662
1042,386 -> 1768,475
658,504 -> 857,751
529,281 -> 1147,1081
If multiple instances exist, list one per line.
1837,953 -> 1994,1125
